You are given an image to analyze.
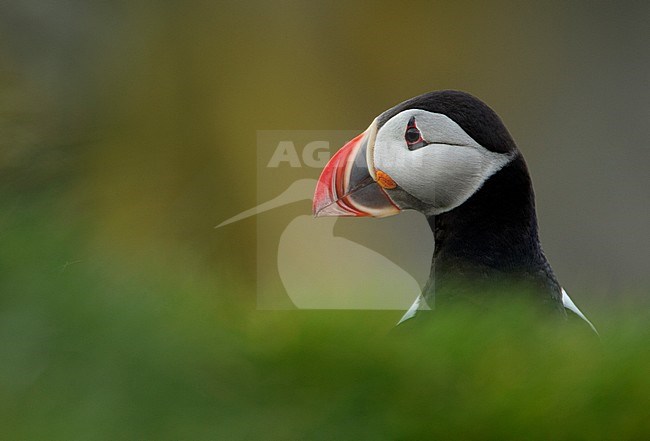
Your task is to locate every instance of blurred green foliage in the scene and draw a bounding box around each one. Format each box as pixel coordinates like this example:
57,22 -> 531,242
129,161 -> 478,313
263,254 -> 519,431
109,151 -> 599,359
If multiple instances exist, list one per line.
0,189 -> 648,440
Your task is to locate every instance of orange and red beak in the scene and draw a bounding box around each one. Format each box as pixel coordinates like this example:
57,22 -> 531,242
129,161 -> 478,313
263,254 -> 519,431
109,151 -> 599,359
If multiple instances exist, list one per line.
313,121 -> 401,218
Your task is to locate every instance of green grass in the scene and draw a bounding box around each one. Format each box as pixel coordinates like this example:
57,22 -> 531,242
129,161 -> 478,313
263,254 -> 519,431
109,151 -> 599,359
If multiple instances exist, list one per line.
0,190 -> 648,440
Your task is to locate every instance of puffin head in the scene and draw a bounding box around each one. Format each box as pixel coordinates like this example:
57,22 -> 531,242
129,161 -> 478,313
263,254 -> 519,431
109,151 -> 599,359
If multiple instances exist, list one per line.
313,90 -> 519,218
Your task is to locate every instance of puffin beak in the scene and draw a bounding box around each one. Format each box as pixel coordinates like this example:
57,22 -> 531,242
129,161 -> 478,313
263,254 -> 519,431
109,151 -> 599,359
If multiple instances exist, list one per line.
313,120 -> 400,217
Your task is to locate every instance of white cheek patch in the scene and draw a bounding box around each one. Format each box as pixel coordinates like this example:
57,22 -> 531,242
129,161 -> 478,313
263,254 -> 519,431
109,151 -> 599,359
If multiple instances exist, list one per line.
373,110 -> 513,213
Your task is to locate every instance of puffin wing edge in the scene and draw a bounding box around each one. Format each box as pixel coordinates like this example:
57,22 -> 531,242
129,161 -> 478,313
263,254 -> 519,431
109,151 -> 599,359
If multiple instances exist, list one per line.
397,295 -> 424,326
561,288 -> 599,335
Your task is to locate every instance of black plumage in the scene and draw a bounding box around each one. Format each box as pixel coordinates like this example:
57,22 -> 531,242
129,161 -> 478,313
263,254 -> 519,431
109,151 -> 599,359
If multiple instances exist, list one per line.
425,154 -> 564,314
381,91 -> 564,314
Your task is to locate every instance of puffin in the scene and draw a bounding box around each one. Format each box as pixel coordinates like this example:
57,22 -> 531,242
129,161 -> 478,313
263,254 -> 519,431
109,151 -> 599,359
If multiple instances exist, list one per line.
312,90 -> 597,332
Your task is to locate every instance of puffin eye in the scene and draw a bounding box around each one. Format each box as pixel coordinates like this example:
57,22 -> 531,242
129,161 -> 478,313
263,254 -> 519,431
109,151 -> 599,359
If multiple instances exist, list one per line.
405,116 -> 429,151
405,127 -> 421,143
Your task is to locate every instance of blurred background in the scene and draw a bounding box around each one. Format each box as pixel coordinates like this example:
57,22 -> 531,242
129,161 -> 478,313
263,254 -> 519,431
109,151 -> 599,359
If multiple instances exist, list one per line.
1,1 -> 649,439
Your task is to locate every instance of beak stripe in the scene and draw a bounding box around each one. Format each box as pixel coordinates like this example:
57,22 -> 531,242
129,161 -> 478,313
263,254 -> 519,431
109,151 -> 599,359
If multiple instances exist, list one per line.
313,124 -> 400,218
337,196 -> 368,216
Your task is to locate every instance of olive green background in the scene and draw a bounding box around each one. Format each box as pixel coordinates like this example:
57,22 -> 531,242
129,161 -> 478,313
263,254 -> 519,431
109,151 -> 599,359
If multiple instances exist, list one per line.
2,1 -> 648,300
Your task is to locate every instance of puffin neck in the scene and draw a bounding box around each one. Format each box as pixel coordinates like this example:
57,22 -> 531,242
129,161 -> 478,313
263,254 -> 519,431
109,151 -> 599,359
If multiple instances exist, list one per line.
428,154 -> 545,275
